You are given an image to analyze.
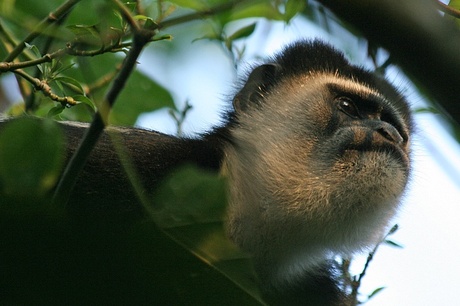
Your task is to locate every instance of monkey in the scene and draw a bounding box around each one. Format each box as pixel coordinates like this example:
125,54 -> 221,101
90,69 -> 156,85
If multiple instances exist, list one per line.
222,40 -> 412,304
0,40 -> 412,305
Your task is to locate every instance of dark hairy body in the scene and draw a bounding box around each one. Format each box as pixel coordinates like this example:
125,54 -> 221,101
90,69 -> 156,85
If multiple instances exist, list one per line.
62,122 -> 225,217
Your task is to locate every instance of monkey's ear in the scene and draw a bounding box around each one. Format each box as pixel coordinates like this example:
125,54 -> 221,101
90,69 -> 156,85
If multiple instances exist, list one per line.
233,63 -> 279,113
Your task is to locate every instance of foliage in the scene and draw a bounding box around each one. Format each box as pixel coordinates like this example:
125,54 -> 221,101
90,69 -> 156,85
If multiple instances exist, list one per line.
0,0 -> 301,304
0,117 -> 64,199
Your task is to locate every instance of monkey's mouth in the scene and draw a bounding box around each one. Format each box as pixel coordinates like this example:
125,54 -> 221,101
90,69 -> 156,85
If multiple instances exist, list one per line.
345,142 -> 409,167
335,124 -> 410,167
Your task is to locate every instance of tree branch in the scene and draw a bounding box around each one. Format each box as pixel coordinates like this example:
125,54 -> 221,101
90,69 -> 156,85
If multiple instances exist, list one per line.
111,0 -> 142,31
0,52 -> 57,72
52,21 -> 156,206
3,0 -> 81,62
13,69 -> 77,105
436,0 -> 460,19
317,0 -> 460,126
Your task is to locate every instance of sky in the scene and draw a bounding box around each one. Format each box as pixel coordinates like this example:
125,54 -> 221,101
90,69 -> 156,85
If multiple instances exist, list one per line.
136,14 -> 460,306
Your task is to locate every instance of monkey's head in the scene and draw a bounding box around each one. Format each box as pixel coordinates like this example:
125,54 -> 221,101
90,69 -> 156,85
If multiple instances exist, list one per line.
223,40 -> 412,283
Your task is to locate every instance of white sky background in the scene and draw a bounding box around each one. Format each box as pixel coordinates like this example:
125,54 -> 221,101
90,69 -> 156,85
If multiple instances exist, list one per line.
136,13 -> 460,306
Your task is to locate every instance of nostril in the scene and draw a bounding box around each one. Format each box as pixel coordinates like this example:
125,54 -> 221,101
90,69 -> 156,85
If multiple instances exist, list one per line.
377,125 -> 403,144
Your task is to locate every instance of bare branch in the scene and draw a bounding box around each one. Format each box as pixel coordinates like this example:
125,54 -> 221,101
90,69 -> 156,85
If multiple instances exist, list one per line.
0,52 -> 56,72
437,0 -> 460,19
13,69 -> 77,106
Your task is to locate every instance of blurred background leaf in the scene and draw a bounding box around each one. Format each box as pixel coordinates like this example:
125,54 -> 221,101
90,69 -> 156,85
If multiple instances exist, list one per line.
0,117 -> 64,200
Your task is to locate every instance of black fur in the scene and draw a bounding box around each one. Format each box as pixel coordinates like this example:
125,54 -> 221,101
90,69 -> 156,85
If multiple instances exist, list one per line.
234,40 -> 410,123
62,123 -> 225,218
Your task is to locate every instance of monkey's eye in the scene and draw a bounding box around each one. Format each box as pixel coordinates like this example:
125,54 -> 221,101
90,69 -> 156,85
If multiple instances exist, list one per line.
337,98 -> 360,119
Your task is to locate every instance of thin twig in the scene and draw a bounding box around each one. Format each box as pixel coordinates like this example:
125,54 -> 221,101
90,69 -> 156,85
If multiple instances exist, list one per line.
158,0 -> 244,29
436,0 -> 460,18
0,21 -> 19,51
133,0 -> 147,16
111,0 -> 141,31
349,224 -> 399,301
13,69 -> 77,105
0,40 -> 132,73
0,21 -> 35,62
25,9 -> 72,112
14,74 -> 31,102
0,52 -> 57,72
3,0 -> 81,62
85,68 -> 119,95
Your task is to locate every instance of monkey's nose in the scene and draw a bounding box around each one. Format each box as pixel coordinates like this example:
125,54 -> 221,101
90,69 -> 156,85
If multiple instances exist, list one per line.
374,121 -> 404,145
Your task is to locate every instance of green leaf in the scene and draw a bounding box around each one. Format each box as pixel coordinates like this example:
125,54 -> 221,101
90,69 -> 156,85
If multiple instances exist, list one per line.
284,0 -> 306,22
368,286 -> 386,299
66,24 -> 102,47
134,15 -> 158,31
112,1 -> 137,28
192,32 -> 221,43
226,1 -> 284,22
414,106 -> 441,114
109,69 -> 175,125
0,117 -> 65,198
54,103 -> 95,122
144,18 -> 158,31
24,43 -> 45,74
167,0 -> 208,10
384,239 -> 404,248
165,223 -> 263,302
53,79 -> 65,95
152,165 -> 227,227
52,60 -> 76,76
54,76 -> 85,95
227,23 -> 257,42
152,165 -> 264,303
447,0 -> 460,27
24,42 -> 41,58
47,105 -> 66,118
449,0 -> 460,9
387,223 -> 399,235
66,24 -> 100,38
0,209 -> 261,304
43,52 -> 173,124
73,94 -> 96,111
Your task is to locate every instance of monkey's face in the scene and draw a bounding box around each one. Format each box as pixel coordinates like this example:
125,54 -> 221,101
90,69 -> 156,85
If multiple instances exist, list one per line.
297,76 -> 411,194
225,73 -> 412,263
